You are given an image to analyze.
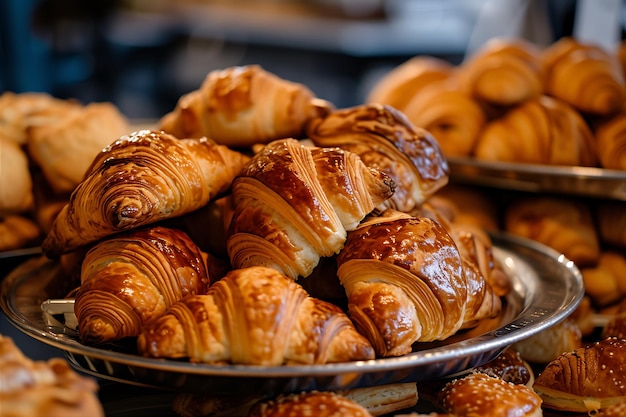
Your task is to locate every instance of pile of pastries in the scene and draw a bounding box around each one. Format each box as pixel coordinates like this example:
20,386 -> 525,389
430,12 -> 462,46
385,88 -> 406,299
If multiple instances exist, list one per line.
1,37 -> 626,417
367,36 -> 626,170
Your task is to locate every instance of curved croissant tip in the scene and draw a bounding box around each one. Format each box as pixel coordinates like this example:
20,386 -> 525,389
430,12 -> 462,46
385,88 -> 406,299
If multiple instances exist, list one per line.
79,318 -> 119,346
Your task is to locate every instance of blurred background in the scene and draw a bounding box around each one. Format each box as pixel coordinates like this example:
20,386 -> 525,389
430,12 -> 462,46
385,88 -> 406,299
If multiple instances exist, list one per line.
3,0 -> 621,120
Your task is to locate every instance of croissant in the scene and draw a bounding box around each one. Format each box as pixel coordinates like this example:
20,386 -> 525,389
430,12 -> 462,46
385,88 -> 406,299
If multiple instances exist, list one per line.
365,55 -> 455,111
336,209 -> 501,357
0,137 -> 33,216
41,130 -> 250,257
0,215 -> 41,252
26,101 -> 130,194
533,337 -> 626,413
581,251 -> 626,307
137,265 -> 375,365
504,196 -> 600,268
439,372 -> 543,417
593,110 -> 626,170
473,95 -> 598,167
401,79 -> 487,157
159,65 -> 334,147
0,334 -> 104,417
541,37 -> 625,116
458,37 -> 543,107
74,226 -> 210,345
226,138 -> 395,280
305,103 -> 449,212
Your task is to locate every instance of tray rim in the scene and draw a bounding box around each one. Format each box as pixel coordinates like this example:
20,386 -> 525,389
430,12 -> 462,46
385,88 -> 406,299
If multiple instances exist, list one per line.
0,232 -> 584,386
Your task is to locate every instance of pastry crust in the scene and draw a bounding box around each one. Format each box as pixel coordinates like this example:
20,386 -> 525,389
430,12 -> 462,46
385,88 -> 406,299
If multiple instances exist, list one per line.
306,103 -> 449,212
533,337 -> 626,413
439,372 -> 543,417
0,334 -> 104,417
159,65 -> 333,147
137,266 -> 375,365
226,138 -> 395,280
41,130 -> 250,257
74,226 -> 210,345
27,101 -> 130,194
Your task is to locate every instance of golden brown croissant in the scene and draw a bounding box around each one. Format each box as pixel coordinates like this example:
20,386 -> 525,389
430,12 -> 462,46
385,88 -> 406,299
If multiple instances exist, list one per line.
0,215 -> 41,252
473,95 -> 598,167
533,337 -> 626,413
365,55 -> 455,111
0,334 -> 104,417
336,209 -> 501,357
504,196 -> 600,268
248,391 -> 374,417
0,137 -> 33,216
305,103 -> 449,212
159,65 -> 334,147
26,101 -> 130,194
401,79 -> 487,157
226,138 -> 395,280
458,37 -> 543,107
581,251 -> 626,307
41,130 -> 250,257
541,37 -> 626,117
74,226 -> 210,345
137,266 -> 375,365
440,372 -> 543,417
593,109 -> 626,170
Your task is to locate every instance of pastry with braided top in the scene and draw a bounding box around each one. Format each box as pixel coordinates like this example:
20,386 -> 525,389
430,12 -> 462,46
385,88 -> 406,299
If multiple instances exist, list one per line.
42,130 -> 250,257
533,337 -> 626,413
336,209 -> 501,357
306,103 -> 449,212
541,37 -> 625,117
137,266 -> 375,365
226,138 -> 395,280
458,37 -> 543,107
74,226 -> 210,345
474,95 -> 598,166
159,65 -> 334,147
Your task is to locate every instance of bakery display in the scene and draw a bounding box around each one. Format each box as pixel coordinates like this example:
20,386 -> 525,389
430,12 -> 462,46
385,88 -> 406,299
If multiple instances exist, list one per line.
1,41 -> 622,415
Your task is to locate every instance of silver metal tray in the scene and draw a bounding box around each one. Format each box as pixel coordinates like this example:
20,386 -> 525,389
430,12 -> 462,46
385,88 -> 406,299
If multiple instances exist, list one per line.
447,157 -> 626,201
0,233 -> 583,395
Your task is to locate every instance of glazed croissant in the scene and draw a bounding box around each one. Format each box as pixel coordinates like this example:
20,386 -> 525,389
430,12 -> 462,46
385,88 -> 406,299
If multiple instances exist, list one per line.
74,226 -> 210,345
458,37 -> 543,107
365,55 -> 455,112
533,337 -> 626,413
42,130 -> 250,257
159,65 -> 334,147
336,209 -> 501,357
473,95 -> 598,167
137,266 -> 375,365
226,138 -> 395,280
593,109 -> 626,170
401,79 -> 487,157
541,37 -> 625,117
504,196 -> 600,268
305,103 -> 449,213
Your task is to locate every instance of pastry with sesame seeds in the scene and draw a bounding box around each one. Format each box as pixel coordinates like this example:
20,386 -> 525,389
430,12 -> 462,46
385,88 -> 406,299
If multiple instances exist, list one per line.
533,337 -> 626,414
247,390 -> 374,417
439,372 -> 543,416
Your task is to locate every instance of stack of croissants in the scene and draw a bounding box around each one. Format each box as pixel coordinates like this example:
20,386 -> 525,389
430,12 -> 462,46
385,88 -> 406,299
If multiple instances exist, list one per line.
1,36 -> 626,417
